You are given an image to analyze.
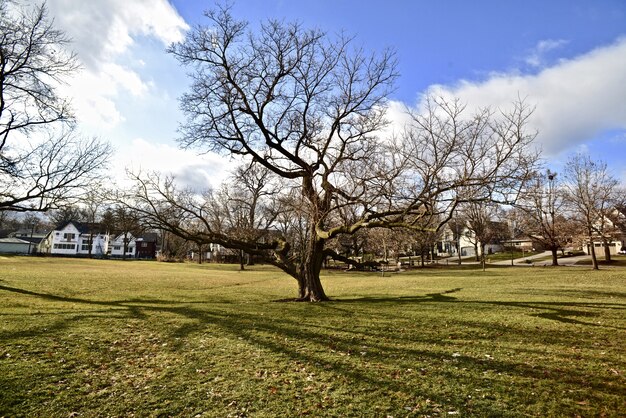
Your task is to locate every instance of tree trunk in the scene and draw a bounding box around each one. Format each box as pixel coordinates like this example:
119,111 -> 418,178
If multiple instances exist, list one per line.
239,250 -> 245,271
122,235 -> 128,260
551,248 -> 559,266
589,235 -> 599,270
480,243 -> 486,271
296,235 -> 328,302
474,242 -> 479,261
603,242 -> 611,262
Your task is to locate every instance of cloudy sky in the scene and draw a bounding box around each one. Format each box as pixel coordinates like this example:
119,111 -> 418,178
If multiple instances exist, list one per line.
36,0 -> 626,187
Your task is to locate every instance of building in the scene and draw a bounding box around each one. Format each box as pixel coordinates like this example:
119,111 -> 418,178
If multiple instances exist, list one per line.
0,237 -> 33,254
38,221 -> 109,257
135,233 -> 158,259
109,233 -> 136,258
109,232 -> 158,259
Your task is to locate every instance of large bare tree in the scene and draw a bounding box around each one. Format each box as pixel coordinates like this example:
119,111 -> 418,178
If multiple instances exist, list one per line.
127,7 -> 538,301
0,1 -> 111,212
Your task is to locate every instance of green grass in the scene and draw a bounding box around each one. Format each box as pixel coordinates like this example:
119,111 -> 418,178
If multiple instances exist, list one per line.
484,251 -> 542,263
1,256 -> 625,417
574,255 -> 626,267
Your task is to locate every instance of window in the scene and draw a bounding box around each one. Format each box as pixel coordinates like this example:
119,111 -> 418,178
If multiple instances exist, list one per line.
141,242 -> 148,248
81,244 -> 90,251
63,233 -> 76,240
114,246 -> 121,251
53,243 -> 76,250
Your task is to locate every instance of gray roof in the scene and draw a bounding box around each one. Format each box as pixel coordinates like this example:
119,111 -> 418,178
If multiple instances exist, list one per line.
0,237 -> 32,244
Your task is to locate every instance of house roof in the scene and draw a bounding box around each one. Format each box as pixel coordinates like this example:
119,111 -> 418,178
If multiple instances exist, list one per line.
137,232 -> 158,243
0,237 -> 32,245
57,221 -> 107,235
8,229 -> 48,238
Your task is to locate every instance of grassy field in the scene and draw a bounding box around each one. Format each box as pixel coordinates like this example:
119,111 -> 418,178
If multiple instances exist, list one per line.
0,257 -> 624,417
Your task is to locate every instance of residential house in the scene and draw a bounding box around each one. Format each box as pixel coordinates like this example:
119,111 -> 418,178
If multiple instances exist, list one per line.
581,208 -> 626,256
38,221 -> 109,257
109,232 -> 158,259
135,233 -> 158,259
109,233 -> 136,258
501,234 -> 545,252
437,221 -> 508,258
436,223 -> 491,257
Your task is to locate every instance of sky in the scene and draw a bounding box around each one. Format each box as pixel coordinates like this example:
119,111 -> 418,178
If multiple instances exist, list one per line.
33,0 -> 626,188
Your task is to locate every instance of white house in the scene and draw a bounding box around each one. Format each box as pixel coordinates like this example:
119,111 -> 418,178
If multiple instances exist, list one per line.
109,233 -> 136,258
38,221 -> 109,257
437,222 -> 506,258
582,209 -> 626,256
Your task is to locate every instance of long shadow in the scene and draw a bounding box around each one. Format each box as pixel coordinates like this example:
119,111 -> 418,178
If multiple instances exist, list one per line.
335,288 -> 463,304
2,283 -> 625,406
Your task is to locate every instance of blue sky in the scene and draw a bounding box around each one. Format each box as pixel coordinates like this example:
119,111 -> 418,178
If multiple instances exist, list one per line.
39,0 -> 626,187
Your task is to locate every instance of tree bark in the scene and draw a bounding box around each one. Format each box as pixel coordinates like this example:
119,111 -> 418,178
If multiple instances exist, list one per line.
589,234 -> 599,270
603,241 -> 611,262
296,234 -> 328,301
550,248 -> 559,266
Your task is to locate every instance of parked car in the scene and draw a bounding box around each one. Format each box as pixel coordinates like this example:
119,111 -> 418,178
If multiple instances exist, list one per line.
618,249 -> 626,255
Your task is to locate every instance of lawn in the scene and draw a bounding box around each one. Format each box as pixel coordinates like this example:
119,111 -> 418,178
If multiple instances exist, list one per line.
0,257 -> 624,417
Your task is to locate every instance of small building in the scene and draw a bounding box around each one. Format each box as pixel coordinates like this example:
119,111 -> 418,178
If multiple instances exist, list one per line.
0,237 -> 34,254
135,233 -> 158,259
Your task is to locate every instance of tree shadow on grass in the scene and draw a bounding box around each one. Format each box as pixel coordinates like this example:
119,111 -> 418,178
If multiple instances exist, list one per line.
1,282 -> 625,412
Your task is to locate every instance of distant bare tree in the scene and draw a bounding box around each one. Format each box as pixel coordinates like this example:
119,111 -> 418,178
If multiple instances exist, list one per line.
47,204 -> 85,227
113,205 -> 142,260
447,215 -> 467,264
564,154 -> 620,269
515,170 -> 574,266
80,188 -> 108,258
462,202 -> 508,269
0,1 -> 111,212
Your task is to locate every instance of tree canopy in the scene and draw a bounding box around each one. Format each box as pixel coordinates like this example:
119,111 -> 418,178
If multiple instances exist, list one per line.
125,6 -> 539,301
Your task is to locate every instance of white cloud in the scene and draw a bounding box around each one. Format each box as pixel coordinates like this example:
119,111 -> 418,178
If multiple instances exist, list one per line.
46,0 -> 188,68
45,0 -> 188,130
525,39 -> 569,67
114,139 -> 232,191
419,37 -> 626,157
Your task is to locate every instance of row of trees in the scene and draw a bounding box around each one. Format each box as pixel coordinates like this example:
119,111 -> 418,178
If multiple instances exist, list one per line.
1,2 -> 623,301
